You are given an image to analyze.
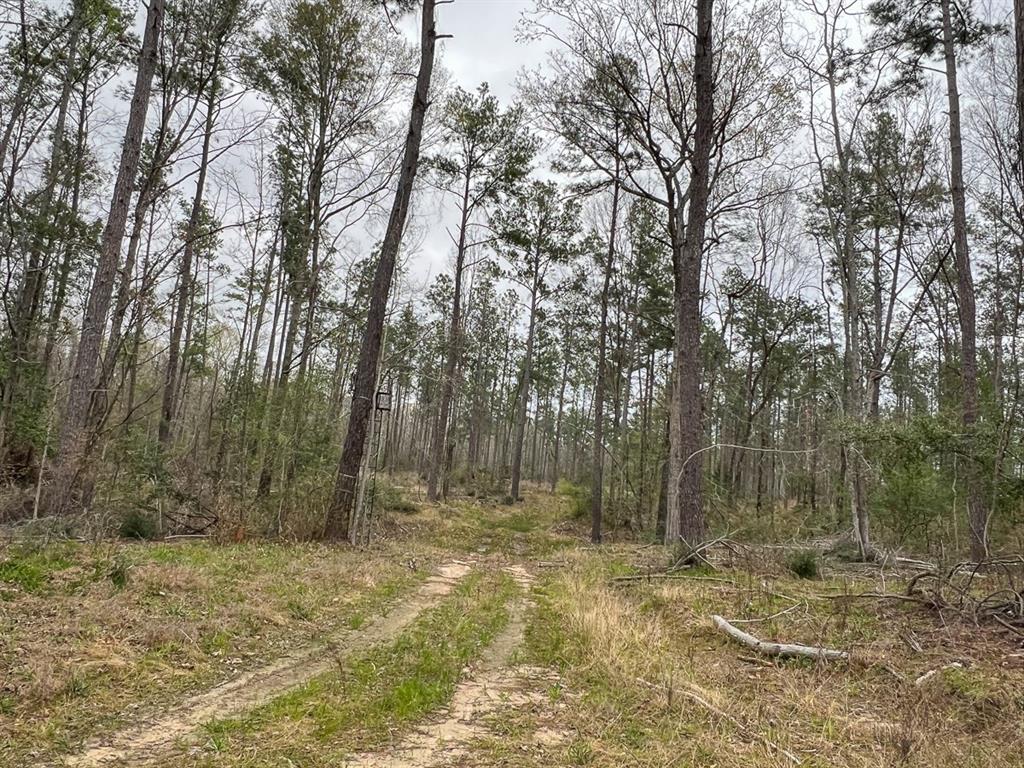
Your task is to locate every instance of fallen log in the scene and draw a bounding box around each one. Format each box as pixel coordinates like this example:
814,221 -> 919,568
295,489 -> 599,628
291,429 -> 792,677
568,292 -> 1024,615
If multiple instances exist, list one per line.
711,615 -> 849,661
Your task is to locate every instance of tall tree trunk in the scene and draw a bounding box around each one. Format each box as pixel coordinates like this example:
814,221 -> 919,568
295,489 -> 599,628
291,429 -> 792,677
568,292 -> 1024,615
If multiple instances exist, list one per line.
665,0 -> 713,546
509,270 -> 540,502
427,170 -> 472,500
52,0 -> 164,512
821,20 -> 871,558
550,353 -> 569,493
591,172 -> 619,544
1016,0 -> 1024,176
942,0 -> 987,560
325,0 -> 440,540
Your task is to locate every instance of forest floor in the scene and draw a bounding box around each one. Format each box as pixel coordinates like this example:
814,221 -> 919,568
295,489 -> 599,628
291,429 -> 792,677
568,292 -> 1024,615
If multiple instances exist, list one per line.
2,487 -> 1024,767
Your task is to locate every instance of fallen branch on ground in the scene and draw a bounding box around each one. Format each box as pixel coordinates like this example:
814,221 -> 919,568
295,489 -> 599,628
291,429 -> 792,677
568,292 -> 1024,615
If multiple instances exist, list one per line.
824,591 -> 930,605
610,573 -> 736,585
712,615 -> 849,661
671,533 -> 735,571
905,556 -> 1024,634
915,662 -> 964,687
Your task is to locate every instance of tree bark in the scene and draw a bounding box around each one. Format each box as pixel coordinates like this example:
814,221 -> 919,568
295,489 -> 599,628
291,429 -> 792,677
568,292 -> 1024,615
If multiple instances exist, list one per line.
941,0 -> 987,561
325,0 -> 440,540
591,172 -> 619,544
53,0 -> 164,512
665,0 -> 713,546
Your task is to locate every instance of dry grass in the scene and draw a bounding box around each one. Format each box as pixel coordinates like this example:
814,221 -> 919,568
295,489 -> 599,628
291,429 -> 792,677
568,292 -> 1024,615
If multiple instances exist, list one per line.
0,539 -> 429,765
4,488 -> 1024,767
523,550 -> 1024,768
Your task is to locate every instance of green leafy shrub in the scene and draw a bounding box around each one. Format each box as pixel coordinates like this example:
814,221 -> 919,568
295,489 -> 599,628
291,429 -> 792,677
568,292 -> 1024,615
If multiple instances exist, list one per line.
556,480 -> 590,519
786,549 -> 819,579
118,510 -> 160,541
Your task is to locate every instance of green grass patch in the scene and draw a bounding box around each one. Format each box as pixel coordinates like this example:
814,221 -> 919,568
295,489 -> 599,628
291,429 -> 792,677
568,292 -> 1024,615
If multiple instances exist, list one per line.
483,511 -> 536,533
0,544 -> 426,767
196,570 -> 517,764
0,545 -> 75,592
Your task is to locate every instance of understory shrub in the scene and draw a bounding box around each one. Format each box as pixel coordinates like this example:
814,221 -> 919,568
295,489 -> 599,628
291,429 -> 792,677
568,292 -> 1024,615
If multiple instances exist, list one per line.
118,510 -> 160,541
786,549 -> 819,579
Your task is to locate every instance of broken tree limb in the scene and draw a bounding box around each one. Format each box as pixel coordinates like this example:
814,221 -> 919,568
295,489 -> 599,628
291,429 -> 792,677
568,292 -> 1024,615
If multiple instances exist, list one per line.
914,662 -> 963,687
610,573 -> 736,585
711,615 -> 849,661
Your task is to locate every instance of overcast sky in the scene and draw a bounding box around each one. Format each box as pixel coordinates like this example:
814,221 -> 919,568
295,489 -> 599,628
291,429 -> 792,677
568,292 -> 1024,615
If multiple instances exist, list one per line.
400,0 -> 552,288
435,0 -> 543,101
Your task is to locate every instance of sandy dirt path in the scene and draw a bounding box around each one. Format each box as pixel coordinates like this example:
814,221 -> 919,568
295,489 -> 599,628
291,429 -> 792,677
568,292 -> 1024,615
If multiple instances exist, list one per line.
341,564 -> 566,768
60,560 -> 475,768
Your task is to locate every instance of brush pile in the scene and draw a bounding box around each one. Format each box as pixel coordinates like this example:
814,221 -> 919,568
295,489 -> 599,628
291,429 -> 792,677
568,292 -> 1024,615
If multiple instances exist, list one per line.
906,556 -> 1024,637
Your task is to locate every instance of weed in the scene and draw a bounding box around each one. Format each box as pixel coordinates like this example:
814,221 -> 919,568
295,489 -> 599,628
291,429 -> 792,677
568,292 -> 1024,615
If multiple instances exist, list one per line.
108,555 -> 131,589
61,670 -> 90,701
566,737 -> 594,764
287,599 -> 313,621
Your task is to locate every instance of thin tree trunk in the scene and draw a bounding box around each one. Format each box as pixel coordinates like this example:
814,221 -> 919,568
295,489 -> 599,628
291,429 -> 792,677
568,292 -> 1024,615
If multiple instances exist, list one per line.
427,170 -> 472,500
159,48 -> 221,447
41,80 -> 86,376
591,172 -> 619,544
1016,0 -> 1024,175
942,0 -> 987,560
550,353 -> 569,493
510,270 -> 540,502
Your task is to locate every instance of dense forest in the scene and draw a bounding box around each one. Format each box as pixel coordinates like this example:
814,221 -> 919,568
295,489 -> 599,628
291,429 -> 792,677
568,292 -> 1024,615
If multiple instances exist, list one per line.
0,0 -> 1022,563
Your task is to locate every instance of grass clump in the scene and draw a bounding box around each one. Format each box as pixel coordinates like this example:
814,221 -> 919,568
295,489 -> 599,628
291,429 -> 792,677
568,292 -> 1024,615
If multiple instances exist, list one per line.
107,554 -> 131,589
786,549 -> 820,579
372,479 -> 419,515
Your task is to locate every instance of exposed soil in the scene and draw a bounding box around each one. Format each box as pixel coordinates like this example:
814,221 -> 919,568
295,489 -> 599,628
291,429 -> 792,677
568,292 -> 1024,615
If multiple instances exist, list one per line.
341,564 -> 568,768
61,560 -> 476,768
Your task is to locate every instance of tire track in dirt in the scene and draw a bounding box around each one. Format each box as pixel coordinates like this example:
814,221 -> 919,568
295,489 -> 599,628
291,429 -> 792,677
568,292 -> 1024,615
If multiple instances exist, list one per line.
341,564 -> 568,768
60,560 -> 475,768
